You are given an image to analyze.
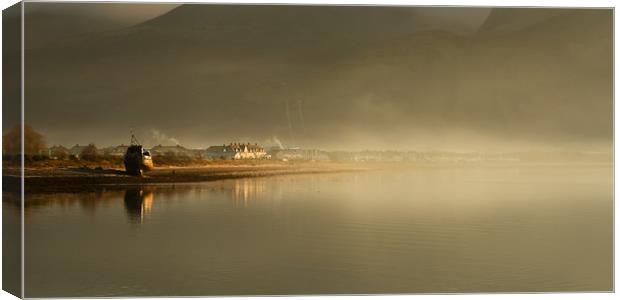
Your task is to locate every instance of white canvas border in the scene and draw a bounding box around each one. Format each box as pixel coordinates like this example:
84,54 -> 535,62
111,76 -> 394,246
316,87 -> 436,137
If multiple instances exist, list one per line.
0,0 -> 616,300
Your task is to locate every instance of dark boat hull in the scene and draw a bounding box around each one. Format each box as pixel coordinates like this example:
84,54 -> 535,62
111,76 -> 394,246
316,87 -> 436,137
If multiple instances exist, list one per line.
124,145 -> 154,176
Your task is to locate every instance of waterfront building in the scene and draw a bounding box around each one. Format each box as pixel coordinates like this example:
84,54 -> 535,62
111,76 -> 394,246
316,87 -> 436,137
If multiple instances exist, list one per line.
205,143 -> 269,160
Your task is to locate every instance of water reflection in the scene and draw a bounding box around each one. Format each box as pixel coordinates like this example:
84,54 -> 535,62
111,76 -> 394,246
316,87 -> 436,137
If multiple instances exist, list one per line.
124,189 -> 154,224
232,179 -> 266,208
14,190 -> 121,217
18,168 -> 613,295
14,177 -> 271,224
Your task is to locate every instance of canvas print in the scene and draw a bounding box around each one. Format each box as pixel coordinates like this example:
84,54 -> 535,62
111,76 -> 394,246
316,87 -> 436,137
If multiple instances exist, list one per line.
2,2 -> 613,297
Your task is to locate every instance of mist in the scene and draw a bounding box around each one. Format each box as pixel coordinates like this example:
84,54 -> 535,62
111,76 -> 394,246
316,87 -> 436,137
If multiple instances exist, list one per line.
18,4 -> 612,153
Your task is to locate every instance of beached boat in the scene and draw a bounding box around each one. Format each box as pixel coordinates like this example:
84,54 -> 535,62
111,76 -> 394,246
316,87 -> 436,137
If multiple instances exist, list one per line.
124,134 -> 154,176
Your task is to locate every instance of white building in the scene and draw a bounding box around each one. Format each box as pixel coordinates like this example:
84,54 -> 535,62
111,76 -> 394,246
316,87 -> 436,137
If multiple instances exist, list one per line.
205,143 -> 269,160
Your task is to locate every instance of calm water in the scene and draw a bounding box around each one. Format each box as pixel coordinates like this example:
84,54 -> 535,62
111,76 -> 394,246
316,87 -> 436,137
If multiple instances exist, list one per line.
11,166 -> 613,297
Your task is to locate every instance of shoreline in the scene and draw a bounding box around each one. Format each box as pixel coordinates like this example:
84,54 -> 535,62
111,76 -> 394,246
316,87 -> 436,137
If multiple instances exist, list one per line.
3,163 -> 368,193
2,161 -> 611,194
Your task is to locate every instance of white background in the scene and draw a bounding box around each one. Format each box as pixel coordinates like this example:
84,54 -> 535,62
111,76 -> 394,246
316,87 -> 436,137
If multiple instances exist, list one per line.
0,0 -> 616,299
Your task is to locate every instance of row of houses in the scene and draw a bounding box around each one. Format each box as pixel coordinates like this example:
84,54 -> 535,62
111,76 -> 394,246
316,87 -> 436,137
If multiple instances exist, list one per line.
205,143 -> 269,160
202,143 -> 331,161
40,142 -> 272,161
39,142 -> 524,163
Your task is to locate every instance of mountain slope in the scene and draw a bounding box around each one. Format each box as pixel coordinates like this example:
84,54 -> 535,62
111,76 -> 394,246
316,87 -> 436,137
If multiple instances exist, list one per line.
477,7 -> 562,35
23,3 -> 177,49
23,6 -> 612,150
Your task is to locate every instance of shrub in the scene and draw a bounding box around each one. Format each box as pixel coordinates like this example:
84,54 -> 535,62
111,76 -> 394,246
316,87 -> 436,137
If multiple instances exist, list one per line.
80,144 -> 99,161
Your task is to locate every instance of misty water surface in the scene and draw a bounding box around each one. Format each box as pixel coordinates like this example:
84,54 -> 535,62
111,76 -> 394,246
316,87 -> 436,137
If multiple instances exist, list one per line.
9,166 -> 612,296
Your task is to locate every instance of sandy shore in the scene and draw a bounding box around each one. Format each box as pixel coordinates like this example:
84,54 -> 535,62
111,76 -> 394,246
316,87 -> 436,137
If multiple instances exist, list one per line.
3,163 -> 367,193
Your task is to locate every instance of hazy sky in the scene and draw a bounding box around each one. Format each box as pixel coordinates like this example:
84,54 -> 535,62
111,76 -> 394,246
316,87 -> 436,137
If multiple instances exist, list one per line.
23,3 -> 179,48
15,4 -> 612,152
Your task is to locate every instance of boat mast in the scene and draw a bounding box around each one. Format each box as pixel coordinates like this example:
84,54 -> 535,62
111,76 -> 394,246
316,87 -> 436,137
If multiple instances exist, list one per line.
130,131 -> 141,146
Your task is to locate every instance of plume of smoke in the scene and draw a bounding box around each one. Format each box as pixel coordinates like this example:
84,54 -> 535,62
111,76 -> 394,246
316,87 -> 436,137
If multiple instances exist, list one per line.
150,129 -> 180,146
273,136 -> 284,149
297,99 -> 306,136
285,99 -> 295,146
263,136 -> 285,149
